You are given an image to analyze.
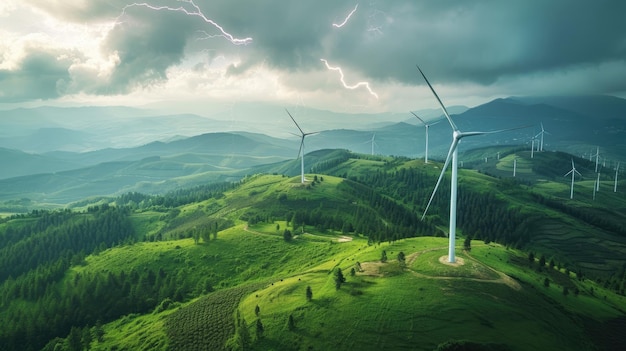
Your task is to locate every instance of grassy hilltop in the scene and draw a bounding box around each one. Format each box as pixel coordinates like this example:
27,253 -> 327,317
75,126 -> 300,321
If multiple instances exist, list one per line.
1,150 -> 625,350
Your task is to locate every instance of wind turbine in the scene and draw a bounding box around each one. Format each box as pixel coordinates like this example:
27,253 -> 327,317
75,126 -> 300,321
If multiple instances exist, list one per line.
370,133 -> 377,155
564,159 -> 582,199
417,66 -> 526,263
592,146 -> 600,172
535,123 -> 549,152
513,157 -> 517,177
286,109 -> 317,183
411,112 -> 440,164
615,162 -> 620,193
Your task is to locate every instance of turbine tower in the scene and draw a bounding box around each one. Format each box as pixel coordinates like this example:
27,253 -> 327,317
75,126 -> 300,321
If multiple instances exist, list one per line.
535,123 -> 549,152
286,109 -> 317,184
411,112 -> 440,164
615,162 -> 620,193
513,157 -> 517,177
564,159 -> 582,199
593,146 -> 600,173
417,66 -> 524,263
370,133 -> 377,155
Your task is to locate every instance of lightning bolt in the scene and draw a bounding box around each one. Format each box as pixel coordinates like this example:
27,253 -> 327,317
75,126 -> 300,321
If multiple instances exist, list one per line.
320,59 -> 378,99
332,4 -> 359,28
119,0 -> 252,45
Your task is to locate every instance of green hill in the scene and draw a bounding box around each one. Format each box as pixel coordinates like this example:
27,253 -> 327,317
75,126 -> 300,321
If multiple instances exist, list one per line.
1,152 -> 625,350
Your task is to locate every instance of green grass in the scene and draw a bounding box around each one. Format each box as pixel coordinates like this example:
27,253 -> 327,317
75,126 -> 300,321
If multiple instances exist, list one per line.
233,237 -> 614,351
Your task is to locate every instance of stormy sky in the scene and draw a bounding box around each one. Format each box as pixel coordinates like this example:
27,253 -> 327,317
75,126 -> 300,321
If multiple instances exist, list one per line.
1,0 -> 625,115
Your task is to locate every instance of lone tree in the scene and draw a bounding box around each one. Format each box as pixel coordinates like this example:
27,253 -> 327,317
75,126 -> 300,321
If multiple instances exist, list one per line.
334,268 -> 346,290
306,286 -> 313,301
287,314 -> 296,331
464,236 -> 471,251
397,251 -> 406,266
255,319 -> 264,340
381,250 -> 388,263
283,229 -> 292,242
255,304 -> 260,317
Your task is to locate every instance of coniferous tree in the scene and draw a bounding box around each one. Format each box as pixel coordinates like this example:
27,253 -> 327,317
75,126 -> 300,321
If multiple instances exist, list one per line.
283,229 -> 292,242
397,251 -> 406,266
255,319 -> 264,340
306,286 -> 313,301
334,268 -> 346,290
287,314 -> 296,331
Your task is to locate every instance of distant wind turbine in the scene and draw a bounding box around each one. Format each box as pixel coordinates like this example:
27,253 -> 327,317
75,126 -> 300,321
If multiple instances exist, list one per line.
417,66 -> 526,263
564,159 -> 582,199
513,157 -> 517,177
411,112 -> 440,164
592,146 -> 600,173
370,133 -> 377,155
615,162 -> 620,193
535,123 -> 549,152
286,109 -> 318,183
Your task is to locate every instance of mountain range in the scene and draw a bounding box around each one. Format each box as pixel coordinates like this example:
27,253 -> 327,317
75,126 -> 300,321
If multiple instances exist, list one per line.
0,95 -> 625,206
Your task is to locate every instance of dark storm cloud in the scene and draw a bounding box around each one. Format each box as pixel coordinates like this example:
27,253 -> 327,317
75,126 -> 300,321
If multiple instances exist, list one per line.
0,47 -> 76,102
100,9 -> 198,93
19,0 -> 626,98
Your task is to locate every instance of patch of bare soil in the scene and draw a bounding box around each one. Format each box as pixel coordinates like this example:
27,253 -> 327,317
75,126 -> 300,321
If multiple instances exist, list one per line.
358,261 -> 385,277
438,255 -> 465,266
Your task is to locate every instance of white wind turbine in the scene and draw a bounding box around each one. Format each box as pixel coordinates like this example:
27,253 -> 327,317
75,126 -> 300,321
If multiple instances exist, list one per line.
513,157 -> 517,177
286,109 -> 317,183
411,112 -> 440,164
535,123 -> 549,152
615,162 -> 620,193
592,146 -> 600,172
417,66 -> 526,263
564,159 -> 582,199
370,133 -> 378,155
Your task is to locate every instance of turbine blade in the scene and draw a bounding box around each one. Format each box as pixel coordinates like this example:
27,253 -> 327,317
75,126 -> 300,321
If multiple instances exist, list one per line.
564,170 -> 573,177
410,111 -> 427,126
285,109 -> 305,135
297,137 -> 304,159
459,124 -> 531,139
422,138 -> 459,220
416,66 -> 459,131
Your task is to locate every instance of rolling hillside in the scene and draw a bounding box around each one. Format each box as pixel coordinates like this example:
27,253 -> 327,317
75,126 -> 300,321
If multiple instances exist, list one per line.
1,152 -> 626,350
